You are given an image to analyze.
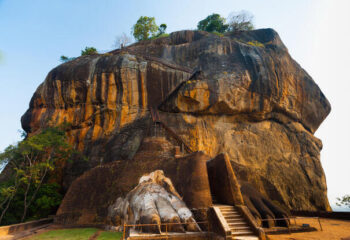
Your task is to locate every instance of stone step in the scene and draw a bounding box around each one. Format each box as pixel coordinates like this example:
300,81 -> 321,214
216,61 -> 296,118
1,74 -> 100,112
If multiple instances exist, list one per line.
221,211 -> 239,215
221,211 -> 240,214
222,214 -> 242,219
226,218 -> 245,222
219,208 -> 237,211
218,207 -> 235,210
233,236 -> 259,240
227,221 -> 248,226
213,204 -> 258,239
220,209 -> 238,212
231,230 -> 254,236
230,226 -> 251,231
224,217 -> 243,222
225,217 -> 241,220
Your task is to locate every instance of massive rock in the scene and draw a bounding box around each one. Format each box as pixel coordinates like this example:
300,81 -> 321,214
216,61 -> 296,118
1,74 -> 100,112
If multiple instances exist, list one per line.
21,28 -> 331,214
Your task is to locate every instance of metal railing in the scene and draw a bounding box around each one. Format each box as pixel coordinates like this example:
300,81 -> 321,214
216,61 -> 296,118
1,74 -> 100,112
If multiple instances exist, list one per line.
260,216 -> 323,234
122,221 -> 210,240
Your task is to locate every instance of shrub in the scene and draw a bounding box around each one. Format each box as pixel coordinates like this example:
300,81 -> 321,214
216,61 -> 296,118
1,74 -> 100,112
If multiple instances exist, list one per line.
227,10 -> 254,32
247,40 -> 264,47
197,13 -> 228,33
81,47 -> 98,56
212,31 -> 224,37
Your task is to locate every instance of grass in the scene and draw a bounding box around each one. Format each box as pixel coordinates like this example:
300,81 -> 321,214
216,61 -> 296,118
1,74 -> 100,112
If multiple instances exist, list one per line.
27,228 -> 98,240
247,40 -> 265,48
26,228 -> 123,240
97,231 -> 123,240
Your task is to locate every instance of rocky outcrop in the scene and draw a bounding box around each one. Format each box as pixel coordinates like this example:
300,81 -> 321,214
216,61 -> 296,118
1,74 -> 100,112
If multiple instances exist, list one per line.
22,28 -> 331,213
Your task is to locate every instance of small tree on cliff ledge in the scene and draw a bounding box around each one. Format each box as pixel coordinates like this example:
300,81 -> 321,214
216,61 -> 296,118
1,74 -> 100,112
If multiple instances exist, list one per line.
132,16 -> 159,41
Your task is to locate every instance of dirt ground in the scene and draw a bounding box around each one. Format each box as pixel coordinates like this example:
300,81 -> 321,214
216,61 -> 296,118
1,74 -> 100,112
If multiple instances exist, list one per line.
267,218 -> 350,240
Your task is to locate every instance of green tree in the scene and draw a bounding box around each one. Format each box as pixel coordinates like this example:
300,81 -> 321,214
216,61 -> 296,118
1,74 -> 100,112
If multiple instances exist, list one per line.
132,16 -> 159,41
81,47 -> 98,56
158,24 -> 167,35
0,125 -> 74,224
227,10 -> 254,32
336,195 -> 350,208
197,13 -> 228,33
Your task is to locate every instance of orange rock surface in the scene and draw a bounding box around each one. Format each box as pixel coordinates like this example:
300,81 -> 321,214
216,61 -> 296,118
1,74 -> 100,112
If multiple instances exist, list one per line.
21,29 -> 331,213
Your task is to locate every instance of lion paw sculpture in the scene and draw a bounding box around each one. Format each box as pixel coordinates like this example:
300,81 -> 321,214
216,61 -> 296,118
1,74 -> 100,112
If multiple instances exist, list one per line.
108,170 -> 201,233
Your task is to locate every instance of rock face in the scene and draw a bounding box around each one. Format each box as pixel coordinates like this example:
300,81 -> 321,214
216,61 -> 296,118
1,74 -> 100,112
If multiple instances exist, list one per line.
21,28 -> 331,212
108,170 -> 200,232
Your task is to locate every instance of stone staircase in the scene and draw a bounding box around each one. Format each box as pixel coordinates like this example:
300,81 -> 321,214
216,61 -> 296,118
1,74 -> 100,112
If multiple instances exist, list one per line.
215,204 -> 259,240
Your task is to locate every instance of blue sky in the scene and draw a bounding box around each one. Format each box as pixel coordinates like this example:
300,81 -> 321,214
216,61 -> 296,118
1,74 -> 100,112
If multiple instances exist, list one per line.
0,0 -> 349,209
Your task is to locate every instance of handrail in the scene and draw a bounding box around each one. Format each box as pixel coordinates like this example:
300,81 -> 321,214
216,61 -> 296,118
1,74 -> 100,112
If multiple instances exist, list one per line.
211,206 -> 231,237
149,108 -> 193,153
122,221 -> 209,240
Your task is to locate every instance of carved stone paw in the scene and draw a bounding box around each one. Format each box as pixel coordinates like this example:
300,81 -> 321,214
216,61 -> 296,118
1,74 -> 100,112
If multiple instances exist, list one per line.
108,170 -> 201,233
240,181 -> 289,228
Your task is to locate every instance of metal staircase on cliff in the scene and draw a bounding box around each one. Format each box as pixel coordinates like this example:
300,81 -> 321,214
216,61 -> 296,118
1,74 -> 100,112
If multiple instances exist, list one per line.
150,107 -> 193,154
214,204 -> 259,240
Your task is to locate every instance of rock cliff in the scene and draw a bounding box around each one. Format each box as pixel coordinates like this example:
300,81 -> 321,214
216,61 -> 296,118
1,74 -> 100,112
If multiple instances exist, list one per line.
21,29 -> 331,212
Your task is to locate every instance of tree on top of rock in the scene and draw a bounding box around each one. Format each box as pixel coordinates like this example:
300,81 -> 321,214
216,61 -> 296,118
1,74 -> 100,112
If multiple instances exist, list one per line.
81,47 -> 98,56
197,13 -> 228,33
114,32 -> 132,48
227,10 -> 254,32
132,16 -> 159,41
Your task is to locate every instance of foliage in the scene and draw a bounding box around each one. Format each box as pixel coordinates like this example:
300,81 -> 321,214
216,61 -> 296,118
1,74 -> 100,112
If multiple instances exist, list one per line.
60,46 -> 97,63
0,124 -> 75,224
0,183 -> 62,225
26,228 -> 122,240
197,13 -> 228,33
212,31 -> 224,37
158,24 -> 167,35
227,10 -> 254,32
150,33 -> 169,40
114,33 -> 132,48
336,195 -> 350,208
27,228 -> 99,240
81,47 -> 98,56
60,55 -> 76,63
132,16 -> 159,41
247,40 -> 264,47
98,231 -> 123,240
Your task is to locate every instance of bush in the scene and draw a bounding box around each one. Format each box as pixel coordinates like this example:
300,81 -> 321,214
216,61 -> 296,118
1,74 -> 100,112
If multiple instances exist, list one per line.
247,40 -> 264,47
212,31 -> 224,37
0,125 -> 76,225
0,183 -> 62,225
197,13 -> 228,33
81,47 -> 98,56
60,55 -> 76,63
151,33 -> 169,40
337,195 -> 350,208
227,10 -> 254,32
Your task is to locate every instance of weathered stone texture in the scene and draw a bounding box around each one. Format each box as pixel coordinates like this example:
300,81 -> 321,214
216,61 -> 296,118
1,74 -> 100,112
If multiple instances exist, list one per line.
22,28 -> 331,213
